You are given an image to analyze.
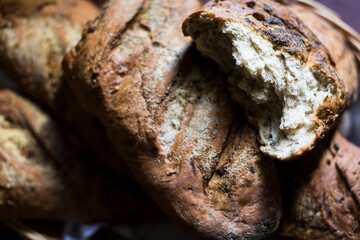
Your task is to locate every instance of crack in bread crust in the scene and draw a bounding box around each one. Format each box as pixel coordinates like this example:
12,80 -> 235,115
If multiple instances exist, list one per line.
64,0 -> 282,239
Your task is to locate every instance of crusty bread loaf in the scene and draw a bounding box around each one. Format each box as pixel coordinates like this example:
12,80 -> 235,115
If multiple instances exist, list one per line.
278,131 -> 360,239
63,0 -> 282,239
182,0 -> 358,160
0,0 -> 99,107
0,0 -> 132,176
0,89 -> 164,223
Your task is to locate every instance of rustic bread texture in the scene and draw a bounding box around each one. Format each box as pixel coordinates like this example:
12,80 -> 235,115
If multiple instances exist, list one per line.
63,0 -> 282,238
182,0 -> 358,160
0,0 -> 99,107
278,131 -> 360,239
0,89 -> 164,223
284,1 -> 359,105
0,0 -> 132,176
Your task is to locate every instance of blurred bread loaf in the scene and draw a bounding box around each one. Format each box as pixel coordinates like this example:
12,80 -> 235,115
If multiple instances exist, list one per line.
0,89 -> 163,223
0,0 -> 132,176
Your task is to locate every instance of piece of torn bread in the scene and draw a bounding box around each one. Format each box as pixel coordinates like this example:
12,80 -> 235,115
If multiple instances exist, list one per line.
283,0 -> 359,104
183,0 -> 359,160
63,0 -> 282,238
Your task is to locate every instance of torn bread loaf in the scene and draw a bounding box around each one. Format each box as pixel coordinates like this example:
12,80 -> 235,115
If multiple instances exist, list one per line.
63,0 -> 282,238
183,0 -> 358,160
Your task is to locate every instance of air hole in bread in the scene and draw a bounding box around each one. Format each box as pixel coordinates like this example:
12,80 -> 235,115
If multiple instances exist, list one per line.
252,13 -> 266,21
247,1 -> 256,8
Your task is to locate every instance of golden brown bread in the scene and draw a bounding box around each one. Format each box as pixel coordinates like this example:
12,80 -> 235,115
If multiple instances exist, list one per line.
0,0 -> 99,106
0,89 -> 164,223
64,0 -> 282,238
182,0 -> 359,160
283,0 -> 359,105
278,131 -> 360,239
0,0 -> 132,176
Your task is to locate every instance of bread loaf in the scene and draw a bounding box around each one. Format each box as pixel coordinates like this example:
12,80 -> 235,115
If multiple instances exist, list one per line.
64,0 -> 282,238
182,0 -> 359,160
0,0 -> 131,176
0,0 -> 99,107
278,131 -> 360,239
0,89 -> 164,223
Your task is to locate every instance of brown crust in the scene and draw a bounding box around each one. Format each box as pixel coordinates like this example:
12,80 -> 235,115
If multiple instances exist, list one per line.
0,89 -> 164,223
285,2 -> 359,105
183,0 -> 343,92
63,0 -> 282,238
182,0 -> 358,160
0,0 -> 99,108
0,0 -> 132,176
278,131 -> 360,239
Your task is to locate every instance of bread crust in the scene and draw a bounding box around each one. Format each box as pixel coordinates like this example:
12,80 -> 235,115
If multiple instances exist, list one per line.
0,0 -> 99,107
0,0 -> 133,176
182,0 -> 358,160
0,89 -> 164,223
183,0 -> 344,98
284,2 -> 359,105
278,131 -> 360,239
64,0 -> 282,238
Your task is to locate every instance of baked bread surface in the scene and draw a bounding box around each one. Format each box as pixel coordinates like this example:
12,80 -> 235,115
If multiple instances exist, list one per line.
182,0 -> 358,160
0,0 -> 133,176
285,1 -> 358,104
279,131 -> 360,239
0,0 -> 99,109
64,0 -> 282,238
0,89 -> 163,223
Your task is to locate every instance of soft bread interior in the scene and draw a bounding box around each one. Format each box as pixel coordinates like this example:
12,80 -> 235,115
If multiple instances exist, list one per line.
189,17 -> 337,160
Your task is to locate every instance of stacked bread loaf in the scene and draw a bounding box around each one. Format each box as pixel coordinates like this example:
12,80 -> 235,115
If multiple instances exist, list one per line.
0,0 -> 359,239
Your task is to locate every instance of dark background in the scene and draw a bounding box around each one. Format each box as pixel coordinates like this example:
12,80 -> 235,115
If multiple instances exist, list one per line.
317,0 -> 360,33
